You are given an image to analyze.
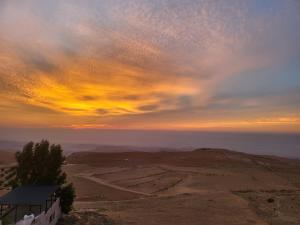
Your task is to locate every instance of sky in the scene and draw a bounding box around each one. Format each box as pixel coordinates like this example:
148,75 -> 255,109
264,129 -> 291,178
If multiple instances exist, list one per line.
0,0 -> 300,133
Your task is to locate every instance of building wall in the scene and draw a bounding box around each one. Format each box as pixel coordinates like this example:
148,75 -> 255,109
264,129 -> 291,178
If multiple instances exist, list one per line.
15,198 -> 61,225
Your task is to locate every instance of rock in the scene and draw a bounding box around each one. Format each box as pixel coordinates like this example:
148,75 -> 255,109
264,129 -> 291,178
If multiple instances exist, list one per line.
57,211 -> 116,225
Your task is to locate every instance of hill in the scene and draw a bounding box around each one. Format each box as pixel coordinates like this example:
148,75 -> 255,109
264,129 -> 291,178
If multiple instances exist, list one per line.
64,149 -> 300,225
67,148 -> 300,171
0,150 -> 16,165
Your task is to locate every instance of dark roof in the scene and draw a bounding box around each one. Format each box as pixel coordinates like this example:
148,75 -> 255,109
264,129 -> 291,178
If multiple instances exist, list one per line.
0,185 -> 59,205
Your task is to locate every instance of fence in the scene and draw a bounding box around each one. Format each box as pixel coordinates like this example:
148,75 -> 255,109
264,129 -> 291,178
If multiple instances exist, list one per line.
15,198 -> 61,225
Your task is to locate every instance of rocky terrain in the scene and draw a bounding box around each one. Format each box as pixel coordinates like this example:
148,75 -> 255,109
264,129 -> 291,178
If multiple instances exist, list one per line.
64,149 -> 300,225
57,210 -> 115,225
1,148 -> 300,225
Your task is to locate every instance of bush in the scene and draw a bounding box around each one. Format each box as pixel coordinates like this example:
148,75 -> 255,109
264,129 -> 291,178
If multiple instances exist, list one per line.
59,184 -> 76,214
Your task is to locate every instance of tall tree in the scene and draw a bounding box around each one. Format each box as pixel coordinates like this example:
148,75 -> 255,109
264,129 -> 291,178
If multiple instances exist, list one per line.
12,140 -> 75,214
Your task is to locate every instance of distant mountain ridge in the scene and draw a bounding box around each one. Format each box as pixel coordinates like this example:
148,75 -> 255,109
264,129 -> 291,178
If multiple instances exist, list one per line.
67,148 -> 300,169
0,140 -> 192,155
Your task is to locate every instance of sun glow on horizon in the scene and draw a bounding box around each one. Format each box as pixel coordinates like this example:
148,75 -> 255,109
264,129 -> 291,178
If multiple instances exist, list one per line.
0,0 -> 299,132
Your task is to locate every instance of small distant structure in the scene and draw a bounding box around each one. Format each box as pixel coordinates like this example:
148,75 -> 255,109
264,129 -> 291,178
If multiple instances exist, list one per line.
0,185 -> 61,225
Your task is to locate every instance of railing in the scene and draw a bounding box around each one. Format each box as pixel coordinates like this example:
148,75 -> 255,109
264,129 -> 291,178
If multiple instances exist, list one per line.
14,199 -> 61,225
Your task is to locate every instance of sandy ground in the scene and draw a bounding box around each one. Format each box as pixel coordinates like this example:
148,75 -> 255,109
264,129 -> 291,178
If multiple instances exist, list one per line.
1,149 -> 299,224
76,192 -> 267,225
0,150 -> 16,165
64,149 -> 300,225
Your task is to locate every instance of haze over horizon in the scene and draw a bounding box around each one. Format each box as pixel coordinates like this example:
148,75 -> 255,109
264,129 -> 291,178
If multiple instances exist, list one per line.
0,128 -> 299,158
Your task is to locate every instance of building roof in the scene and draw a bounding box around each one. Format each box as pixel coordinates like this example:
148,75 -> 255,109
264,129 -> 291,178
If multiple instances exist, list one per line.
0,185 -> 59,205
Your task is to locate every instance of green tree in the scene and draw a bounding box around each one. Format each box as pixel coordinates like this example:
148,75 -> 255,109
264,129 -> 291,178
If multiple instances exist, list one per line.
13,140 -> 75,214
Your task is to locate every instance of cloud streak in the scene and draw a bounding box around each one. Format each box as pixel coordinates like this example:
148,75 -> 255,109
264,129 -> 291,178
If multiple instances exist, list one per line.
0,0 -> 299,131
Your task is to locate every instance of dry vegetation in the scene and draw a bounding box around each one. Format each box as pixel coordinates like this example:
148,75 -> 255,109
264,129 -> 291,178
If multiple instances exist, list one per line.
0,151 -> 16,196
64,149 -> 300,225
1,149 -> 299,224
57,210 -> 115,225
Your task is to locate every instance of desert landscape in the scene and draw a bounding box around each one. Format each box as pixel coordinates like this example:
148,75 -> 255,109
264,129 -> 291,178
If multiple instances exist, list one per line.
1,1 -> 300,225
1,148 -> 300,225
64,149 -> 300,225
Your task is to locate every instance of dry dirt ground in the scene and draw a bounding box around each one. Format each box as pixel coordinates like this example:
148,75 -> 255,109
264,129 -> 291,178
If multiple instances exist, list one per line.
0,150 -> 15,165
65,149 -> 300,225
57,210 -> 115,225
0,150 -> 16,196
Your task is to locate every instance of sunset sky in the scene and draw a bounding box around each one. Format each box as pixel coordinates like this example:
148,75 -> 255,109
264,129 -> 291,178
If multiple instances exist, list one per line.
0,0 -> 300,133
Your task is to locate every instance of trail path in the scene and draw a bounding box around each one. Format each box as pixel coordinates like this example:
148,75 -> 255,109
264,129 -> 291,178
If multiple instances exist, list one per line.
75,173 -> 153,197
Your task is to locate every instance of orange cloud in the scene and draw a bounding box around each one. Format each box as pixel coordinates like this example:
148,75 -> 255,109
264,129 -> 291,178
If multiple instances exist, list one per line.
0,1 -> 299,132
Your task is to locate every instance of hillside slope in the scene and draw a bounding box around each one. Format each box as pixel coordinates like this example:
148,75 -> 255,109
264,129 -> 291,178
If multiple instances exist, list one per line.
0,150 -> 16,165
65,149 -> 300,225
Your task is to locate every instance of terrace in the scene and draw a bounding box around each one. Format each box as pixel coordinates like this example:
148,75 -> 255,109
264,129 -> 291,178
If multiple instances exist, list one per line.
0,185 -> 61,225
